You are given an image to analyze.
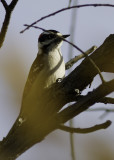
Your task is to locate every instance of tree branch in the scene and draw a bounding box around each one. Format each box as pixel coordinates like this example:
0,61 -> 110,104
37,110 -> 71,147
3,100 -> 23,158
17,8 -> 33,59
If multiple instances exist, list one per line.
9,0 -> 19,10
1,0 -> 8,10
59,120 -> 111,134
58,34 -> 114,103
0,0 -> 19,48
65,45 -> 97,70
63,38 -> 105,84
57,79 -> 114,123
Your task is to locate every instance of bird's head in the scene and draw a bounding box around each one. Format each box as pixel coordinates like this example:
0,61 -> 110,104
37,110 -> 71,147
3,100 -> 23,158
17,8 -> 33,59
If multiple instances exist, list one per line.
38,30 -> 70,52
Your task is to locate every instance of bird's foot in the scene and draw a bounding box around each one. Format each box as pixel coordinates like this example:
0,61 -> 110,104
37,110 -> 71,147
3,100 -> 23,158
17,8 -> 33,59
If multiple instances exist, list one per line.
56,78 -> 63,83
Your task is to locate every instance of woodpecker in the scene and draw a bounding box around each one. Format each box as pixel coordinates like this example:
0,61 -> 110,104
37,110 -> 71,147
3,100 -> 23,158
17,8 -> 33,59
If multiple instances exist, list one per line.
20,30 -> 70,118
22,30 -> 70,98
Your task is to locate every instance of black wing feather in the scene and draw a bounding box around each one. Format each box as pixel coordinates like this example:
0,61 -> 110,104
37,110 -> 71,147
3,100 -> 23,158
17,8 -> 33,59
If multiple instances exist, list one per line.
22,54 -> 44,100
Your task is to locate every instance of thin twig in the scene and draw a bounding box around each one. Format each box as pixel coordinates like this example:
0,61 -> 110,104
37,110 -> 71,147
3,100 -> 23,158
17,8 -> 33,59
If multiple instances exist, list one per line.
26,25 -> 105,84
59,120 -> 111,134
20,4 -> 114,34
65,45 -> 97,70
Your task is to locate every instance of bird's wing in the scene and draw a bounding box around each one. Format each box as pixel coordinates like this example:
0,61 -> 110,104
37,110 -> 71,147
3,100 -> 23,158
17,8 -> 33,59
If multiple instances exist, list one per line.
22,54 -> 44,100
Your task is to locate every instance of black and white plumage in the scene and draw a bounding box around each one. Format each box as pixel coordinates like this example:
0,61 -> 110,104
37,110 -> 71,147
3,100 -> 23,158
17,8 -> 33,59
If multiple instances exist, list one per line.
22,30 -> 70,99
19,30 -> 70,119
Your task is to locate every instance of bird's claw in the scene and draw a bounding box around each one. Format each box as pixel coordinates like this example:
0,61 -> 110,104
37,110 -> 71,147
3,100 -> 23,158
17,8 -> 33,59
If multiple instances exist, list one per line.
56,78 -> 63,83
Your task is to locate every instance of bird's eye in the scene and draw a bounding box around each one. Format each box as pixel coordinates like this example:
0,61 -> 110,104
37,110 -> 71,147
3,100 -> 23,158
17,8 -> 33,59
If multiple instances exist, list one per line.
39,34 -> 47,42
38,33 -> 56,43
48,34 -> 56,39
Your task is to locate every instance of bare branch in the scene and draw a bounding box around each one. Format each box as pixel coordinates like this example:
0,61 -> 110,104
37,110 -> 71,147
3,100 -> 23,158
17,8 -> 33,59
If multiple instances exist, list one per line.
58,34 -> 114,104
59,120 -> 111,133
9,0 -> 19,10
1,0 -> 8,10
0,12 -> 11,48
58,79 -> 114,123
20,4 -> 114,34
0,0 -> 19,48
65,45 -> 97,70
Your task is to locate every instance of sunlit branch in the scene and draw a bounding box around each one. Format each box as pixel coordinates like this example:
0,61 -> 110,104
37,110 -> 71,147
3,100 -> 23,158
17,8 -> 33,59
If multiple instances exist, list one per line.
65,45 -> 97,70
63,38 -> 105,84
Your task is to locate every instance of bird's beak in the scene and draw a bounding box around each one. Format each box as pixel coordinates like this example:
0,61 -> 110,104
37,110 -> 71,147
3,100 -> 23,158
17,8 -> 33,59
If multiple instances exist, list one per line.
62,34 -> 70,38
